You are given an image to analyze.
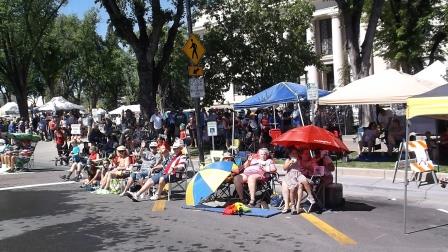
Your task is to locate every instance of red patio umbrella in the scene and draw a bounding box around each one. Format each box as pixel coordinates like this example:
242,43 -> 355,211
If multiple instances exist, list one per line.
271,125 -> 349,153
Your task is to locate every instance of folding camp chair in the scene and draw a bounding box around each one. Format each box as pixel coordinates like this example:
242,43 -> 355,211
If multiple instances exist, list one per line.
210,150 -> 224,162
167,149 -> 197,201
393,140 -> 438,186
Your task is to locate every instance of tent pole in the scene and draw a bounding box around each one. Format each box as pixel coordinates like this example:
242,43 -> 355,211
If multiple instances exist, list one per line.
273,105 -> 277,129
404,118 -> 410,234
297,96 -> 304,126
232,108 -> 235,155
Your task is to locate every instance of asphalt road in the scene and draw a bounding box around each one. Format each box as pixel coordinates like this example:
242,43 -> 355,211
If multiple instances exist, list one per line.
1,141 -> 448,252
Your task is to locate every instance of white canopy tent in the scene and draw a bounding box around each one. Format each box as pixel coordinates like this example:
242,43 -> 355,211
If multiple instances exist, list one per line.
92,108 -> 107,116
108,105 -> 140,115
318,69 -> 444,105
0,102 -> 19,116
38,96 -> 84,111
414,60 -> 447,86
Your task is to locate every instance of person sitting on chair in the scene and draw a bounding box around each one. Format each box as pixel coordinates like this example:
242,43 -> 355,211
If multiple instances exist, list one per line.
358,122 -> 380,154
387,118 -> 405,156
126,141 -> 186,202
100,145 -> 131,190
233,148 -> 276,207
281,147 -> 301,214
60,140 -> 84,181
295,150 -> 318,214
120,141 -> 160,196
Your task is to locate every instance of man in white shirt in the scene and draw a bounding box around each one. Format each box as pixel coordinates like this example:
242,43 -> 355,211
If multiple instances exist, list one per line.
150,110 -> 164,137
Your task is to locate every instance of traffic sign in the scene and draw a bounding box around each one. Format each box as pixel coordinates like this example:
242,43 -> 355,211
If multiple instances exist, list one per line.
182,34 -> 205,65
306,82 -> 318,100
207,121 -> 217,137
188,66 -> 204,77
189,78 -> 205,98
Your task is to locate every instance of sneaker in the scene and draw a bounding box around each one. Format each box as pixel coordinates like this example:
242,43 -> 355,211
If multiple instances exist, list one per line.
60,175 -> 67,180
291,206 -> 298,215
149,194 -> 160,201
126,192 -> 140,202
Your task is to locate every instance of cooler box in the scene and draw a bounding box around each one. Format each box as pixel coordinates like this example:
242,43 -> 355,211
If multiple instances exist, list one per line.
325,183 -> 344,208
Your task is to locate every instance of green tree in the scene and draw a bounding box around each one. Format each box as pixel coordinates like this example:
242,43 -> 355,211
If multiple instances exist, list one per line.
98,0 -> 185,119
0,0 -> 66,118
34,14 -> 80,98
335,0 -> 385,80
374,0 -> 447,74
201,0 -> 319,104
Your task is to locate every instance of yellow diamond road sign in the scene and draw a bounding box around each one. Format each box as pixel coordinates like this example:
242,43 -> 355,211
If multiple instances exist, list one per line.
188,66 -> 204,77
182,34 -> 205,65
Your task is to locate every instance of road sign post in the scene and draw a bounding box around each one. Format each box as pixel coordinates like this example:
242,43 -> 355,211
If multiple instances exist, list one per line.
185,0 -> 205,165
207,121 -> 217,150
306,83 -> 318,124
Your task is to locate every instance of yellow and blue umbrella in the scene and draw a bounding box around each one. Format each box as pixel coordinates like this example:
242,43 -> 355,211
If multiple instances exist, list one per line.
186,161 -> 239,206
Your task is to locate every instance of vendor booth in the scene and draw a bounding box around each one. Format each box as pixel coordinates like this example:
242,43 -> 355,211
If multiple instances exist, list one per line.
38,96 -> 84,111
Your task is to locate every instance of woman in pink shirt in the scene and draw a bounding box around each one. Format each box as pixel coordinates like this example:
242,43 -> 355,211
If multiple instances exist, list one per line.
233,148 -> 276,207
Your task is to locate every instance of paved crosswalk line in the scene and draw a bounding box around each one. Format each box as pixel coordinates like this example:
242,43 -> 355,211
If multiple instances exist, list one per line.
0,181 -> 75,191
301,213 -> 357,245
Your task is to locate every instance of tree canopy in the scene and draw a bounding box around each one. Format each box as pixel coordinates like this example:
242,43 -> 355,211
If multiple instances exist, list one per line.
200,0 -> 319,104
374,0 -> 447,74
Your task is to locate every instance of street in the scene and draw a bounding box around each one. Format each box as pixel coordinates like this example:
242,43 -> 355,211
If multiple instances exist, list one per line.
1,142 -> 448,252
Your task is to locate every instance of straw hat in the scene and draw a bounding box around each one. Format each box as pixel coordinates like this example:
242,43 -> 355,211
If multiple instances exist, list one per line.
117,145 -> 126,151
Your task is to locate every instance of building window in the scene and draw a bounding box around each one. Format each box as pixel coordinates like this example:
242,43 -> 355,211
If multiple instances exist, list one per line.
326,64 -> 335,90
319,18 -> 332,55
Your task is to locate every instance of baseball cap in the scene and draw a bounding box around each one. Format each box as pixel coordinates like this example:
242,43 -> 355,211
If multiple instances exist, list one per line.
117,145 -> 126,151
149,141 -> 158,148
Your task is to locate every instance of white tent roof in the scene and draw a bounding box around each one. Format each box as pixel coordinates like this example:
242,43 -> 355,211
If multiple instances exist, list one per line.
38,96 -> 84,111
0,102 -> 19,115
92,108 -> 107,115
318,69 -> 444,105
108,104 -> 140,115
414,60 -> 447,86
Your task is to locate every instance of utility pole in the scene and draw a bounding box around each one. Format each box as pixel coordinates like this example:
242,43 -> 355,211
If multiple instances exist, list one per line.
185,0 -> 205,165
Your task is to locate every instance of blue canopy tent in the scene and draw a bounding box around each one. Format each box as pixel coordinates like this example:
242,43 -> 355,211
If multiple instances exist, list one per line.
230,82 -> 330,149
234,82 -> 329,110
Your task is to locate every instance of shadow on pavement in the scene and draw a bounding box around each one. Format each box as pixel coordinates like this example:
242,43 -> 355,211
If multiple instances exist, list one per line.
0,190 -> 80,221
331,200 -> 376,212
406,223 -> 448,235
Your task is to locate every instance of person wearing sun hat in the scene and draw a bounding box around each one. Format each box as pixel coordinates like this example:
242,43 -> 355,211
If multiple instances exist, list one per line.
100,145 -> 131,190
126,141 -> 186,202
120,141 -> 160,196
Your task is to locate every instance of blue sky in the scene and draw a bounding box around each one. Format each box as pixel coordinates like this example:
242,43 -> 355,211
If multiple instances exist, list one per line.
61,0 -> 172,37
61,1 -> 108,36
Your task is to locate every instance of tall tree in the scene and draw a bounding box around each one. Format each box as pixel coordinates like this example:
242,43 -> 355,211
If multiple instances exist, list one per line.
99,0 -> 185,119
0,0 -> 66,118
335,0 -> 385,125
335,0 -> 385,80
201,0 -> 319,104
34,14 -> 80,98
375,0 -> 447,74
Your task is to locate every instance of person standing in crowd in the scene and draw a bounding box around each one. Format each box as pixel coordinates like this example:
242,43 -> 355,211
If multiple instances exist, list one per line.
8,119 -> 16,134
150,109 -> 164,138
166,111 -> 176,144
187,113 -> 197,147
38,116 -> 48,141
48,117 -> 57,141
291,104 -> 302,127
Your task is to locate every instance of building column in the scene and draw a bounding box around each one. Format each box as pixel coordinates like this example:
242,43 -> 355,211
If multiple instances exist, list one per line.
305,24 -> 320,88
331,14 -> 345,88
